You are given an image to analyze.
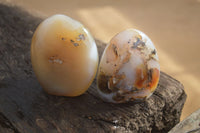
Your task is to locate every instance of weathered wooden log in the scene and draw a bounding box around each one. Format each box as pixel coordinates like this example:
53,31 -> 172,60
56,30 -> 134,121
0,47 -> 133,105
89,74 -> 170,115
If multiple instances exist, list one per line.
0,4 -> 187,133
169,108 -> 200,133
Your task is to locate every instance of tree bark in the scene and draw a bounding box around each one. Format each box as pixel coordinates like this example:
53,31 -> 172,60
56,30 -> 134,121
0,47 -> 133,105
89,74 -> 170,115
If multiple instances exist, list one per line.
0,4 -> 187,133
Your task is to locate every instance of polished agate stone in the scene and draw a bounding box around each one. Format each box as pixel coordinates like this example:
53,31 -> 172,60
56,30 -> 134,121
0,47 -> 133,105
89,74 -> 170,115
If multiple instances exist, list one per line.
97,29 -> 160,103
31,14 -> 98,96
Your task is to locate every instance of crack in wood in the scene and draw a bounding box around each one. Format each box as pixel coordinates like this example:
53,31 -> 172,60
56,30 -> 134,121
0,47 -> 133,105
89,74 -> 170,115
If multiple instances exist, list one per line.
0,112 -> 20,133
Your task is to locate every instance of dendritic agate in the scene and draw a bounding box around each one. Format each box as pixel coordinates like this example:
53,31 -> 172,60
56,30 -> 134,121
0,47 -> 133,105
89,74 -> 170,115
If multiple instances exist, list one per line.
97,29 -> 160,103
31,14 -> 98,96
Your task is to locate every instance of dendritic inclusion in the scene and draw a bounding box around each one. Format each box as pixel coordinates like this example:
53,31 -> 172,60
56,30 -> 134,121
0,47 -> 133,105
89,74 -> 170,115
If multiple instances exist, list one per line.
97,29 -> 160,103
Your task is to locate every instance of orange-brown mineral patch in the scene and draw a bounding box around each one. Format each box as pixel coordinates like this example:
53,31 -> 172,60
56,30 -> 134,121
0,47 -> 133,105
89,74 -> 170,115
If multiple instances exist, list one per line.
148,68 -> 160,91
134,66 -> 148,89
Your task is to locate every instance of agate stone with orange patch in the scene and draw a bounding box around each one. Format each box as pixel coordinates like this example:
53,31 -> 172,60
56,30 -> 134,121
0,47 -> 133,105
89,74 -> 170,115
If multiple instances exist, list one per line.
97,29 -> 160,103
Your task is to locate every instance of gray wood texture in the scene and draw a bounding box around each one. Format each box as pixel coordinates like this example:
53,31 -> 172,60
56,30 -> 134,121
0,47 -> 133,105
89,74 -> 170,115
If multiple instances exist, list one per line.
0,4 -> 187,133
169,109 -> 200,133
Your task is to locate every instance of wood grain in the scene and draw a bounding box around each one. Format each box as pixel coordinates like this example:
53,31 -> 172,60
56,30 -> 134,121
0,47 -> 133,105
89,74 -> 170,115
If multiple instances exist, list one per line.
169,109 -> 200,133
0,4 -> 187,133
